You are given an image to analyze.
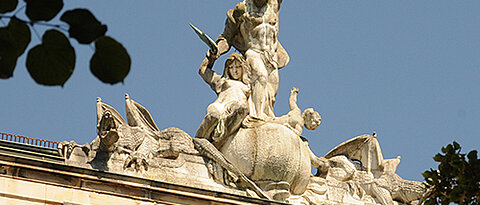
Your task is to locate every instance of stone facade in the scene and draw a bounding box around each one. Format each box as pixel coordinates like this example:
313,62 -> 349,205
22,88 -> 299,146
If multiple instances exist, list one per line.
0,139 -> 284,204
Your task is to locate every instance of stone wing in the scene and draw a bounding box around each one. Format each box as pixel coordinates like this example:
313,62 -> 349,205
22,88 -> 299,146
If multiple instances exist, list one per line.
324,134 -> 384,172
96,98 -> 127,127
125,95 -> 160,133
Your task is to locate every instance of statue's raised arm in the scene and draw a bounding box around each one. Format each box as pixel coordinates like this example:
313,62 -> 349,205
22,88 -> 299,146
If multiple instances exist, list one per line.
198,51 -> 223,93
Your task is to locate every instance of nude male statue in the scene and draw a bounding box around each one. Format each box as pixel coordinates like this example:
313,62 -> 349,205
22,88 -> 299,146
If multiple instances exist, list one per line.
213,0 -> 289,119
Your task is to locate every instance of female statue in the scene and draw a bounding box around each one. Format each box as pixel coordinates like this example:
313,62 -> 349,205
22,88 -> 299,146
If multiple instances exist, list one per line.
196,51 -> 250,148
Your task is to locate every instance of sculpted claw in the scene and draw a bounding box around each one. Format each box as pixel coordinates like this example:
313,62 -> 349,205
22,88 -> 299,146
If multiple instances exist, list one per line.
124,153 -> 149,171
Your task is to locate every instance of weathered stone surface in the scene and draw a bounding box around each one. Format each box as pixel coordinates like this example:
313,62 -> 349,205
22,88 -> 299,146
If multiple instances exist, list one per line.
0,152 -> 279,205
59,95 -> 242,195
291,135 -> 427,205
55,1 -> 428,204
221,122 -> 311,195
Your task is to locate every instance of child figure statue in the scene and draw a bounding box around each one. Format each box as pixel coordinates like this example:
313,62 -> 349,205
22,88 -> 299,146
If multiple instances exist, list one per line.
268,87 -> 321,136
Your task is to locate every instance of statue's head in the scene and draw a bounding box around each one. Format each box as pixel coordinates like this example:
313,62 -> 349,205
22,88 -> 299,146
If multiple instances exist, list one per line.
303,108 -> 321,130
224,52 -> 248,84
98,110 -> 117,137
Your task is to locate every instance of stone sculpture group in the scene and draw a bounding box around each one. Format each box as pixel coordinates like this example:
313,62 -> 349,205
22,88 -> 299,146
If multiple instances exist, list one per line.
59,1 -> 427,204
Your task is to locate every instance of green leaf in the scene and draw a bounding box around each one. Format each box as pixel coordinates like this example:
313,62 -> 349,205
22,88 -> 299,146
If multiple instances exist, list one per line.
453,141 -> 460,150
0,38 -> 18,78
90,36 -> 130,84
423,171 -> 434,181
7,17 -> 31,56
0,0 -> 18,14
25,0 -> 63,21
60,9 -> 107,44
26,29 -> 75,86
433,154 -> 444,162
467,150 -> 478,162
445,144 -> 454,154
0,17 -> 30,79
423,141 -> 480,204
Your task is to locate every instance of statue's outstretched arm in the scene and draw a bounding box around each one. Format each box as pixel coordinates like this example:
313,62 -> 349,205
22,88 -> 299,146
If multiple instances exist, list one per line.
288,87 -> 300,111
198,54 -> 222,92
216,3 -> 243,59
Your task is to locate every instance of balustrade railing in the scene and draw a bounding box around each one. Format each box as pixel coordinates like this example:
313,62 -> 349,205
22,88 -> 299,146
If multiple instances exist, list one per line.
0,132 -> 59,149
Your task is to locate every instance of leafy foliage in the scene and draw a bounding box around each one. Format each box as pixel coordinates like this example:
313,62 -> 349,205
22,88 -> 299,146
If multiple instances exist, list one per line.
90,36 -> 130,84
60,9 -> 107,44
26,29 -> 75,86
25,0 -> 63,22
0,0 -> 18,14
0,17 -> 30,78
0,0 -> 130,86
422,141 -> 480,204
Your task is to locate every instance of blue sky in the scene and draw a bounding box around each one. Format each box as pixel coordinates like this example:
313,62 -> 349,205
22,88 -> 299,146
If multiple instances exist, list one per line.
1,1 -> 479,181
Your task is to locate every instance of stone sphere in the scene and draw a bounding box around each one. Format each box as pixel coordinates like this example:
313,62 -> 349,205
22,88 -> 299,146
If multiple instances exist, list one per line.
220,123 -> 311,195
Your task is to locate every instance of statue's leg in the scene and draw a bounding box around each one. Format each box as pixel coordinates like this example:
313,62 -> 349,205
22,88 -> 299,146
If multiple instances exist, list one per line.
223,102 -> 249,138
196,114 -> 219,139
265,61 -> 279,118
196,103 -> 223,140
212,118 -> 226,142
246,50 -> 269,119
